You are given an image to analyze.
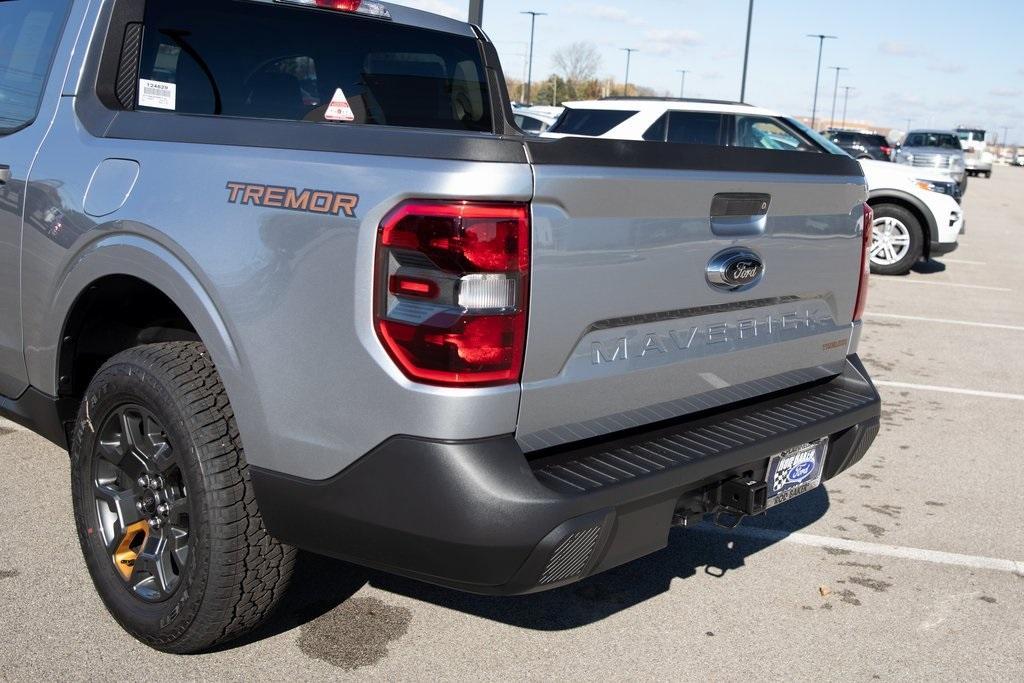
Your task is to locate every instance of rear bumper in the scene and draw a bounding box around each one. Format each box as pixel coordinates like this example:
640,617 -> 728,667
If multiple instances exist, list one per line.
252,355 -> 880,595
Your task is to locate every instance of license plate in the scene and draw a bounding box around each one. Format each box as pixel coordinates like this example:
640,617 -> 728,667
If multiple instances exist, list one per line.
765,439 -> 829,509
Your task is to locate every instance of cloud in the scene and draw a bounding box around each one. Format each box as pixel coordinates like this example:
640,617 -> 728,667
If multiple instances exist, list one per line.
884,91 -> 925,108
641,28 -> 702,56
568,3 -> 647,27
990,87 -> 1022,98
928,63 -> 965,74
940,96 -> 971,109
645,28 -> 702,46
392,0 -> 462,19
878,41 -> 919,57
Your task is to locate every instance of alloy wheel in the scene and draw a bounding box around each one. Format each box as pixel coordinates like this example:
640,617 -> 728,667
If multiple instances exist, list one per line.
870,216 -> 912,266
92,405 -> 190,602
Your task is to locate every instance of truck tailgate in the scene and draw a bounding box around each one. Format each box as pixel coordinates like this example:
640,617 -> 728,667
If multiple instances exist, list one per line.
518,140 -> 867,451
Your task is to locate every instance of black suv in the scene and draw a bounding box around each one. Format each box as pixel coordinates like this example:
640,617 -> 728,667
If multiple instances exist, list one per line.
825,130 -> 893,161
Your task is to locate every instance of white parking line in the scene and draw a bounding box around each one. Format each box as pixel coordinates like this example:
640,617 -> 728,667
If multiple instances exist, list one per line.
875,380 -> 1024,401
874,279 -> 1012,292
866,313 -> 1024,332
701,526 -> 1024,575
940,258 -> 987,266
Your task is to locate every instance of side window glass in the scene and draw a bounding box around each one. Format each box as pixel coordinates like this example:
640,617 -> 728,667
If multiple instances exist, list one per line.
666,112 -> 724,145
515,115 -> 543,133
734,116 -> 815,152
0,0 -> 72,134
643,114 -> 668,142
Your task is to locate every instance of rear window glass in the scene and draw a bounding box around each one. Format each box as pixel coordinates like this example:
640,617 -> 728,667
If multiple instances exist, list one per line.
136,0 -> 493,132
904,133 -> 962,150
549,109 -> 636,136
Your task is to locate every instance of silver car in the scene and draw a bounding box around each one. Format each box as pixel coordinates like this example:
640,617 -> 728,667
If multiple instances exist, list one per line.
895,130 -> 967,199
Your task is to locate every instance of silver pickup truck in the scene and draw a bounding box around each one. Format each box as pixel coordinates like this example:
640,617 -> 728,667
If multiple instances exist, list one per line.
0,0 -> 880,653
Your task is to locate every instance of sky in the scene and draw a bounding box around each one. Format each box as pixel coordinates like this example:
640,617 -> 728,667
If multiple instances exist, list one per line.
395,0 -> 1024,143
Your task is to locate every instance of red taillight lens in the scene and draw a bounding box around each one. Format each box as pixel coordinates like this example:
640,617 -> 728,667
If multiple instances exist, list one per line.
389,275 -> 439,299
880,145 -> 893,157
274,0 -> 392,18
317,0 -> 361,9
375,201 -> 530,387
853,203 -> 873,322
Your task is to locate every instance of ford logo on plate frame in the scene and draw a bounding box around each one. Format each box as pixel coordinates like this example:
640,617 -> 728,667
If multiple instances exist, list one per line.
706,248 -> 765,291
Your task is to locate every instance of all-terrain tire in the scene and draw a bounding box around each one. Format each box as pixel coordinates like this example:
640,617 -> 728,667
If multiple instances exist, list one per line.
70,342 -> 296,653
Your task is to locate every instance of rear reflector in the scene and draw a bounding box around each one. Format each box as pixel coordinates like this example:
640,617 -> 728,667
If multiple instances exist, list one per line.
273,0 -> 392,19
375,201 -> 530,387
853,203 -> 873,322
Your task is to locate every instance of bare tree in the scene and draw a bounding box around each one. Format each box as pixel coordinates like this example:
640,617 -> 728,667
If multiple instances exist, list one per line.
552,42 -> 602,84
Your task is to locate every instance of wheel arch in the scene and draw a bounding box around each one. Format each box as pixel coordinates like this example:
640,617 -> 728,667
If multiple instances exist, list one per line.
34,234 -> 247,446
867,189 -> 936,258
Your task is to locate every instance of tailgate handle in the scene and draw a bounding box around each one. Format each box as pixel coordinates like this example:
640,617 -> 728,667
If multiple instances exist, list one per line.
710,193 -> 771,217
710,193 -> 771,236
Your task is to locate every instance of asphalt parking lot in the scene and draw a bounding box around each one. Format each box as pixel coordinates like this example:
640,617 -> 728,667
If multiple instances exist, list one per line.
2,168 -> 1022,681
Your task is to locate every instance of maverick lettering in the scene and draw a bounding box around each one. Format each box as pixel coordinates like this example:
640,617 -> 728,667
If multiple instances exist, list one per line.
591,309 -> 836,365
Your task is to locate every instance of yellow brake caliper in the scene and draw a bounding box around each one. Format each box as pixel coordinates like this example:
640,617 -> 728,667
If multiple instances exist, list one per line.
113,520 -> 150,581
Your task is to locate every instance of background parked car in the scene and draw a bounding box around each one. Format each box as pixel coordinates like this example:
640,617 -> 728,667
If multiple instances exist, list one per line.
544,98 -> 962,276
895,130 -> 967,199
512,105 -> 562,135
860,159 -> 963,275
956,127 -> 994,178
825,129 -> 894,161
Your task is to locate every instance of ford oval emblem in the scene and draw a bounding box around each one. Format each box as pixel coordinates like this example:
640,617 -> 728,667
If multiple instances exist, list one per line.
706,249 -> 765,291
788,460 -> 815,482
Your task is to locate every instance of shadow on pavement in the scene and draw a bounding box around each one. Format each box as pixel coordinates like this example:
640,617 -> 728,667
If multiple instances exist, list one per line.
912,259 -> 947,274
242,485 -> 830,644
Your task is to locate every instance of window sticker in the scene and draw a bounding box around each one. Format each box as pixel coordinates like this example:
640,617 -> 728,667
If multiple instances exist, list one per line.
324,87 -> 355,122
138,79 -> 177,110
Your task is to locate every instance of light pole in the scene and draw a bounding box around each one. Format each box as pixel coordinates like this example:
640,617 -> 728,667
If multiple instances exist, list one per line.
807,34 -> 837,129
621,48 -> 638,96
521,11 -> 546,104
828,66 -> 848,129
676,69 -> 689,98
468,0 -> 483,25
739,0 -> 754,102
840,86 -> 853,129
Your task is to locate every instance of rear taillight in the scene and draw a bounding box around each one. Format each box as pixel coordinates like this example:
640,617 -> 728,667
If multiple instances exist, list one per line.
375,201 -> 530,387
853,203 -> 873,322
880,145 -> 893,157
273,0 -> 392,19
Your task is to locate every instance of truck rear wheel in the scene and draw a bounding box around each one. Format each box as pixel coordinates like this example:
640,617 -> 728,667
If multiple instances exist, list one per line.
869,203 -> 923,276
70,342 -> 295,653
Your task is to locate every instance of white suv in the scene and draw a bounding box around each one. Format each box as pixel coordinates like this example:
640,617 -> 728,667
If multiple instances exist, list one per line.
545,98 -> 963,275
